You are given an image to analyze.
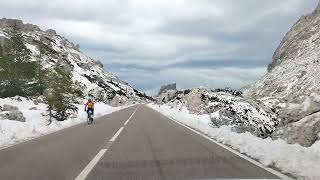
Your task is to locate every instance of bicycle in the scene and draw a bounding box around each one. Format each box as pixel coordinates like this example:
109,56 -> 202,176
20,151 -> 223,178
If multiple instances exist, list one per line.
87,110 -> 93,124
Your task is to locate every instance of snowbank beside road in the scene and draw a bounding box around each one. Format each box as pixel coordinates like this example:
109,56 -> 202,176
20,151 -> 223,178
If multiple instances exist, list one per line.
148,103 -> 320,180
0,97 -> 125,149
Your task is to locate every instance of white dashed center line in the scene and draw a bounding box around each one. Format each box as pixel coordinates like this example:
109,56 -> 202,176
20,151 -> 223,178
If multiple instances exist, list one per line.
75,105 -> 140,180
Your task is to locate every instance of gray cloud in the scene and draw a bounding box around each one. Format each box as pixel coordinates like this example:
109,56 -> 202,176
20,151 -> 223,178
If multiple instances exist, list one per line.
0,0 -> 318,95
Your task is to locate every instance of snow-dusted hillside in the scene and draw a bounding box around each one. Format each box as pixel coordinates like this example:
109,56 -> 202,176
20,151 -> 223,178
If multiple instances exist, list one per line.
0,18 -> 151,106
244,4 -> 320,99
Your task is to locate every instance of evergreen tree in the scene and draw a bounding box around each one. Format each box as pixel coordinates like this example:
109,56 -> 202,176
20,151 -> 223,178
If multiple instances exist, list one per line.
45,66 -> 82,122
0,26 -> 37,97
33,41 -> 56,95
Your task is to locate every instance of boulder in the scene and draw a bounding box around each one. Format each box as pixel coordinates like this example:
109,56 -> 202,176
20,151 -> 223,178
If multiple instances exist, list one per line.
109,95 -> 125,107
184,88 -> 209,114
2,104 -> 19,111
277,93 -> 320,126
3,110 -> 26,122
272,112 -> 320,147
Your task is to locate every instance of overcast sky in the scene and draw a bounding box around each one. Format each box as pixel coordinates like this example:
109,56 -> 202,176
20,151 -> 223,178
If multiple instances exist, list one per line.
0,0 -> 318,95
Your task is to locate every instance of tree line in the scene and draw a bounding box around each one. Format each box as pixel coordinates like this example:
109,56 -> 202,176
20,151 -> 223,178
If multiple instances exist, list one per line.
0,26 -> 82,122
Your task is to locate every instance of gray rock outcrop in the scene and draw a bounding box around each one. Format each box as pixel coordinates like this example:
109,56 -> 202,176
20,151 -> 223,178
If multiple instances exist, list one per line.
3,104 -> 18,111
158,83 -> 177,95
158,89 -> 177,104
272,112 -> 320,147
0,18 -> 23,29
46,29 -> 57,36
244,1 -> 320,99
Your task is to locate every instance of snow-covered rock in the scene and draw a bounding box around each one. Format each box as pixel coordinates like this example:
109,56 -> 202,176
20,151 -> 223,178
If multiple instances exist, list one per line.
204,92 -> 278,138
184,88 -> 209,114
2,104 -> 18,111
7,111 -> 26,122
272,112 -> 320,147
160,88 -> 278,138
158,89 -> 177,104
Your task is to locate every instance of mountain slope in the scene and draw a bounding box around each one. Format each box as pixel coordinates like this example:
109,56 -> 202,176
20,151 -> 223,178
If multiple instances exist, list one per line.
0,18 -> 151,105
244,4 -> 320,99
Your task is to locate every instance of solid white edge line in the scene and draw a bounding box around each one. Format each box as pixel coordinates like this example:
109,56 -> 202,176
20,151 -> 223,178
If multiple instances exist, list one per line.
110,126 -> 124,142
75,149 -> 107,180
167,117 -> 294,180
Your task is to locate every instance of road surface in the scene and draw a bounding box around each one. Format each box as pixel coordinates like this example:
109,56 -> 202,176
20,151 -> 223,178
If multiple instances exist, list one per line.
0,105 -> 285,180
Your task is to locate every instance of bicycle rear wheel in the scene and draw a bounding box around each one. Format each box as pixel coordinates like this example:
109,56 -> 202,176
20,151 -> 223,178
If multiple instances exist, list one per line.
87,112 -> 92,124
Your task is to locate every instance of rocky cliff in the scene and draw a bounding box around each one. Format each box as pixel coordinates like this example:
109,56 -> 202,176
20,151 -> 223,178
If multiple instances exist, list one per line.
245,3 -> 320,99
242,2 -> 320,146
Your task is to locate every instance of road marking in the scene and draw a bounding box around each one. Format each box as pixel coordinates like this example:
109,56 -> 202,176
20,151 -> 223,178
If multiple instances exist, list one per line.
0,105 -> 136,152
110,126 -> 124,142
75,105 -> 140,180
124,105 -> 139,126
75,149 -> 107,180
168,118 -> 293,180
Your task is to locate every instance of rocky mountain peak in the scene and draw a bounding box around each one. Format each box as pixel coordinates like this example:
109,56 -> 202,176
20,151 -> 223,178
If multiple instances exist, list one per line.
158,83 -> 177,95
0,18 -> 41,32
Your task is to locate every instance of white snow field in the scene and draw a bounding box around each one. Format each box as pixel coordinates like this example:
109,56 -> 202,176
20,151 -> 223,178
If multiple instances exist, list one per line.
0,97 -> 126,149
148,103 -> 320,180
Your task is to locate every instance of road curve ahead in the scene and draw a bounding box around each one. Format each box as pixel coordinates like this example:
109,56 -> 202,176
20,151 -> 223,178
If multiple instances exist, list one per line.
0,105 -> 285,180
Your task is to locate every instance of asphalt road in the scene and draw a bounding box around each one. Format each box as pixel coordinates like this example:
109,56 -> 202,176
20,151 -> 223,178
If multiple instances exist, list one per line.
0,105 -> 284,180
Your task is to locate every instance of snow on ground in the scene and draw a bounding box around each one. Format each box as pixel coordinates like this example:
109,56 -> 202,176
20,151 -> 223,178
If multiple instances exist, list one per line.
0,97 -> 126,149
148,103 -> 320,180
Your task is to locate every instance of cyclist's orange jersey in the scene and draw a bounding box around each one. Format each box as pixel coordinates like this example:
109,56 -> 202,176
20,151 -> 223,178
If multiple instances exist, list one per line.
86,101 -> 94,109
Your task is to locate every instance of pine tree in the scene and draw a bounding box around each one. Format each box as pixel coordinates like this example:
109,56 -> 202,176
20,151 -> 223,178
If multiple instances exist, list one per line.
33,41 -> 56,95
45,66 -> 82,122
0,26 -> 37,97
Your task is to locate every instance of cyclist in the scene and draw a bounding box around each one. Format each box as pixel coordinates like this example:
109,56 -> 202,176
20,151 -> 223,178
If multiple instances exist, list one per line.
84,98 -> 95,119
